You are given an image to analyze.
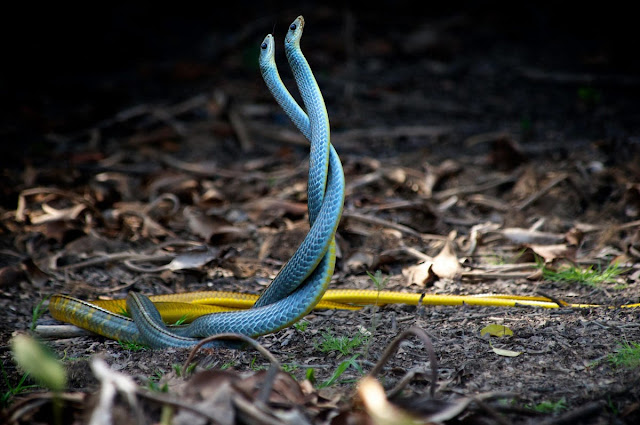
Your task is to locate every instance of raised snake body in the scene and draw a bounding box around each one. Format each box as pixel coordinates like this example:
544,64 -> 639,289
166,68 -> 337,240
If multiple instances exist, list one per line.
49,16 -> 345,348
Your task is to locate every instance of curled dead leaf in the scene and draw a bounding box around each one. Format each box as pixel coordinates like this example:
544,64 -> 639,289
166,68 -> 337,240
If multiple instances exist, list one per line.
431,240 -> 462,279
403,240 -> 461,286
524,244 -> 576,263
184,206 -> 251,244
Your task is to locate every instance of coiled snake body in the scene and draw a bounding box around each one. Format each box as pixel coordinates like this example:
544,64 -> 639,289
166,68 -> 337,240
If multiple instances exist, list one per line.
49,16 -> 345,348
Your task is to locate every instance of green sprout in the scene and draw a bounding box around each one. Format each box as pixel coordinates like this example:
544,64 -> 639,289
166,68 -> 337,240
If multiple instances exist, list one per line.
538,260 -> 626,288
608,341 -> 640,369
315,329 -> 369,356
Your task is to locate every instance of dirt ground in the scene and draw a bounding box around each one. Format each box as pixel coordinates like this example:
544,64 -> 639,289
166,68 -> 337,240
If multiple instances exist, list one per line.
2,2 -> 640,424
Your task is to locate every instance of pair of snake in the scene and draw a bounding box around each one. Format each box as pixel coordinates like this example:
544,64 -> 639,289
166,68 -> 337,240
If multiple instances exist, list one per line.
49,16 -> 345,348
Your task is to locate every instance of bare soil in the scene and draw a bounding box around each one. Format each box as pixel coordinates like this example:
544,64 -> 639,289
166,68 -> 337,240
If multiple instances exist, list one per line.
2,3 -> 640,424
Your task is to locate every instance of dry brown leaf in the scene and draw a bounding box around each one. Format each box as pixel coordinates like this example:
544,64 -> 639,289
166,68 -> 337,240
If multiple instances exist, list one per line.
403,261 -> 436,287
166,249 -> 218,271
184,206 -> 218,240
525,244 -> 576,263
29,220 -> 85,244
403,240 -> 462,286
344,251 -> 375,274
511,165 -> 538,200
244,198 -> 308,222
175,370 -> 236,425
184,206 -> 251,244
0,264 -> 27,287
238,370 -> 307,405
357,376 -> 421,425
30,203 -> 87,224
498,227 -> 565,245
423,159 -> 462,197
431,240 -> 462,279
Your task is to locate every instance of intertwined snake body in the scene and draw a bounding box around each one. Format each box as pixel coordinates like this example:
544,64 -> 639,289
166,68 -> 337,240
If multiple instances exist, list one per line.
49,16 -> 345,348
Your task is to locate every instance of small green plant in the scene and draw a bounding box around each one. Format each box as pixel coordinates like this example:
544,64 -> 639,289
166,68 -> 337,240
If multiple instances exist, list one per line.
315,329 -> 369,356
31,297 -> 50,331
317,355 -> 363,388
249,357 -> 268,371
147,370 -> 169,393
118,340 -> 147,351
1,365 -> 39,408
527,398 -> 567,414
293,320 -> 309,332
220,360 -> 236,370
362,270 -> 389,358
367,269 -> 390,294
305,367 -> 316,383
281,363 -> 299,374
171,363 -> 196,377
173,315 -> 188,326
607,395 -> 620,415
538,260 -> 625,288
608,341 -> 640,369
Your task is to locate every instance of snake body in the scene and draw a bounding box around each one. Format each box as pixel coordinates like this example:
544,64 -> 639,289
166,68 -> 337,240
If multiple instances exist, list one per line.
49,16 -> 344,348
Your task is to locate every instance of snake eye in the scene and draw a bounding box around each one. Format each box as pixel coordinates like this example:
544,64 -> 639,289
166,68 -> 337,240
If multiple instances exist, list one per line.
261,42 -> 267,49
290,23 -> 297,31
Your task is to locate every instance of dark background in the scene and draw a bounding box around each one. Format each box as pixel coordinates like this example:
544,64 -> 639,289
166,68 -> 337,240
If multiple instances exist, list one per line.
1,1 -> 638,168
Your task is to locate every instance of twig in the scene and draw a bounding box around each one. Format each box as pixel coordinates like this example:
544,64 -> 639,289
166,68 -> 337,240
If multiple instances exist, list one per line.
460,271 -> 536,280
333,125 -> 451,143
232,394 -> 297,425
35,325 -> 94,339
57,252 -> 175,271
182,333 -> 280,405
343,210 -> 447,241
161,153 -> 306,182
4,392 -> 85,424
367,326 -> 438,397
229,106 -> 254,152
516,173 -> 569,210
432,173 -> 519,201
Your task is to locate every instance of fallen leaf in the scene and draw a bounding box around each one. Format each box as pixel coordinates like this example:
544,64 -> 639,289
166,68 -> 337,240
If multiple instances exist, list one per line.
403,239 -> 462,286
184,206 -> 251,244
481,324 -> 513,337
166,249 -> 218,271
31,203 -> 87,224
403,262 -> 436,287
357,376 -> 422,425
491,345 -> 522,357
344,251 -> 375,274
244,198 -> 308,222
525,244 -> 576,262
431,239 -> 462,279
423,159 -> 461,197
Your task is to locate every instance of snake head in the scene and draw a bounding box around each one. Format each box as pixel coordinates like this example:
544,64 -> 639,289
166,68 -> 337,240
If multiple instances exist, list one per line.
259,34 -> 276,68
285,15 -> 305,47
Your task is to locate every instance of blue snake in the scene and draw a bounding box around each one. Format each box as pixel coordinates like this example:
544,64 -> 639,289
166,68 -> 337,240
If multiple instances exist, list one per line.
49,16 -> 345,348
